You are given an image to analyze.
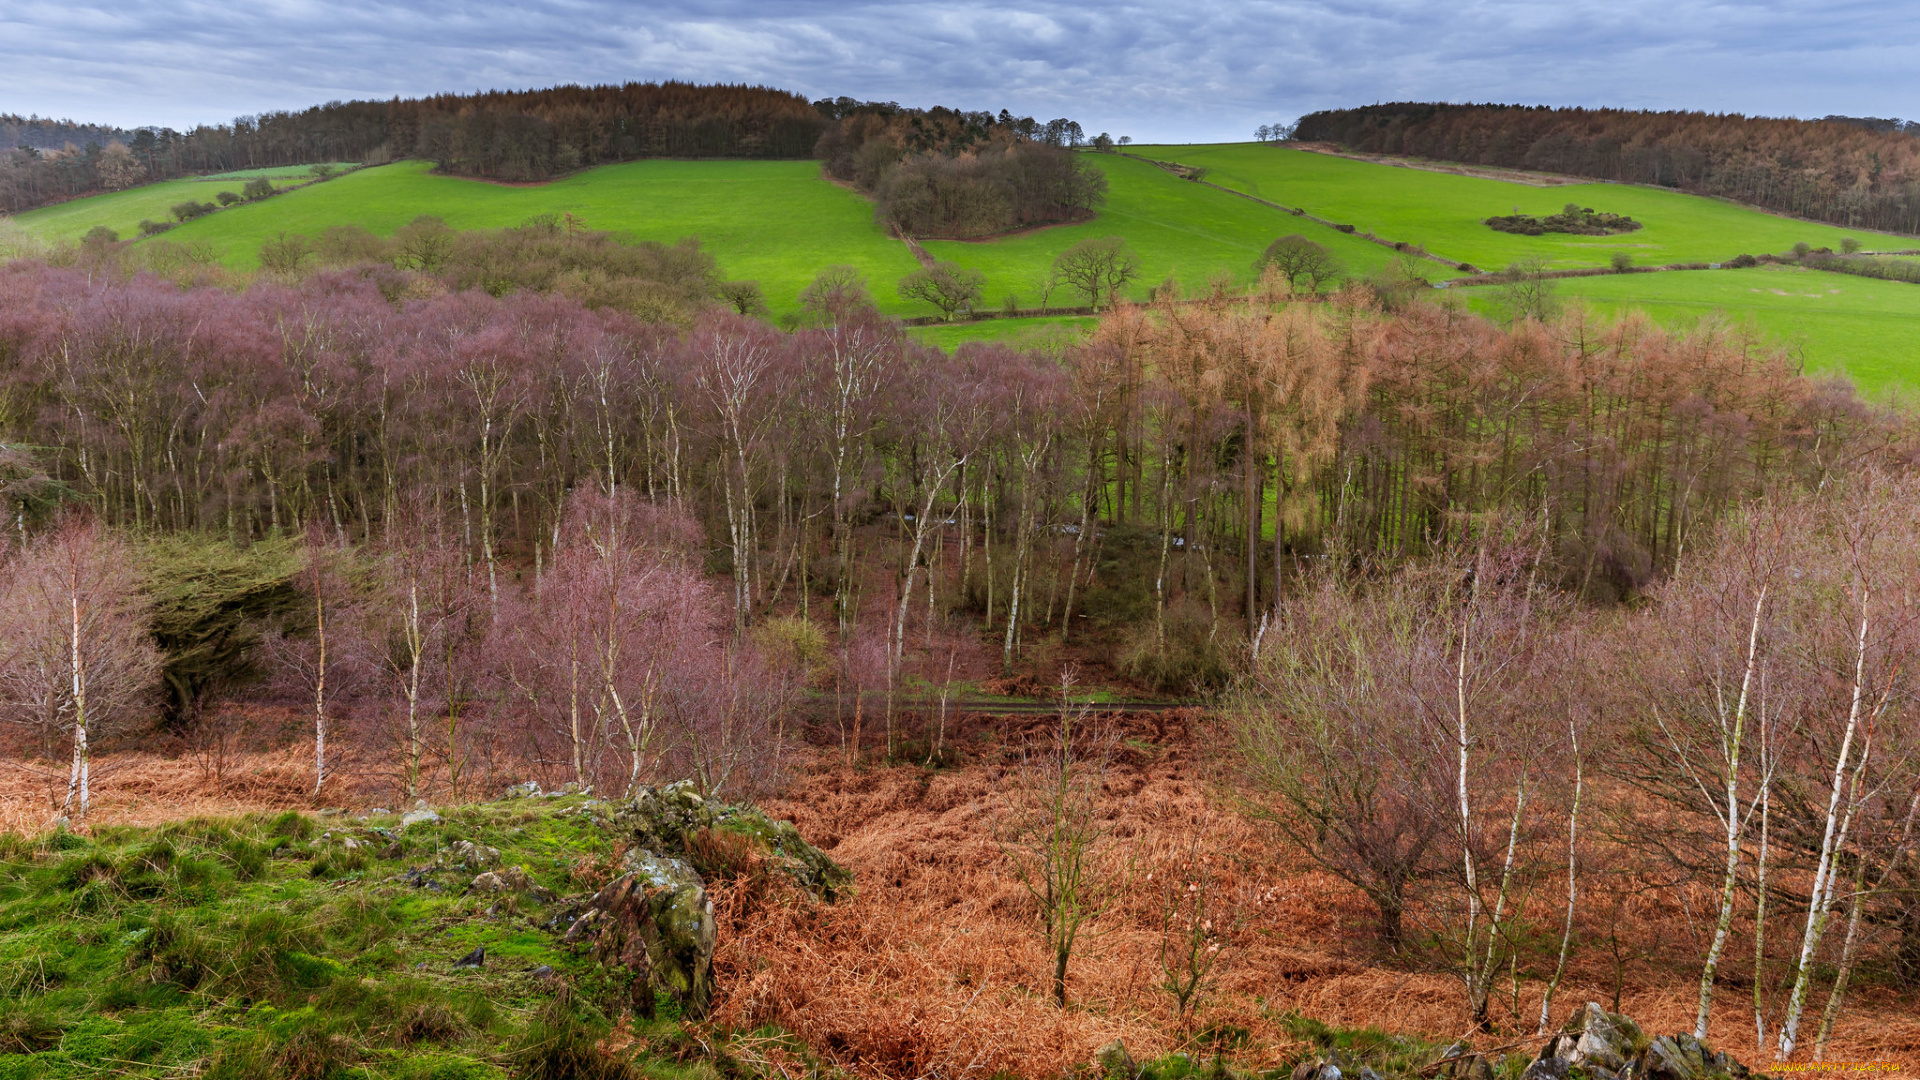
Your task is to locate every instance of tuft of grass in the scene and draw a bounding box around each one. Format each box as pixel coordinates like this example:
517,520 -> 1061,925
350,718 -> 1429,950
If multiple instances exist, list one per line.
510,1000 -> 641,1080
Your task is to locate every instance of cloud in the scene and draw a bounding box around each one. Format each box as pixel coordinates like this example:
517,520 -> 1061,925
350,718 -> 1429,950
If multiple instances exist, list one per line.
2,0 -> 1917,142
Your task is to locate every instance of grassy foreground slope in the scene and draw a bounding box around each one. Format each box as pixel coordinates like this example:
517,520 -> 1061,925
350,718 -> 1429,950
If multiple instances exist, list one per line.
1133,144 -> 1879,271
0,798 -> 714,1079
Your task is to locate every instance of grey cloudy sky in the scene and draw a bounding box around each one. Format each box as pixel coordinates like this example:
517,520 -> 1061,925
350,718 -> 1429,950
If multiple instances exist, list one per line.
3,0 -> 1916,142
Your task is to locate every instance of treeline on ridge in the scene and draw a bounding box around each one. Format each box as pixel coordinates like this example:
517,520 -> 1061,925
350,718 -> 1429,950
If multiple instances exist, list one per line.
817,102 -> 1106,238
0,82 -> 827,212
1294,102 -> 1920,235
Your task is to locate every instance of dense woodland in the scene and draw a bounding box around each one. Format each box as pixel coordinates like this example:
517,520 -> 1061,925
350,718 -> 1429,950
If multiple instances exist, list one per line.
0,82 -> 828,211
816,103 -> 1103,237
1,113 -> 137,152
1296,103 -> 1920,235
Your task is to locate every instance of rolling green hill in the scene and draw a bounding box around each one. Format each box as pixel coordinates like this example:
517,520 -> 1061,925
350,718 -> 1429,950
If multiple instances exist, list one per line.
1130,143 -> 1881,272
11,173 -> 322,243
919,152 -> 1413,309
8,146 -> 1919,391
9,155 -> 1405,319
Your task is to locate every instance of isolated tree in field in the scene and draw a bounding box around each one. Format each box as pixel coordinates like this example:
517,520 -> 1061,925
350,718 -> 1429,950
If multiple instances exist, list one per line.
1052,236 -> 1138,309
1493,256 -> 1559,322
717,280 -> 767,316
896,261 -> 985,320
0,519 -> 162,825
797,264 -> 874,326
1257,234 -> 1343,293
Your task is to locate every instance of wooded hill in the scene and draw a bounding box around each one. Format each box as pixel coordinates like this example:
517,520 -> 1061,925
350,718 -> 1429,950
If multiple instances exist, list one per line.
817,103 -> 1104,237
0,82 -> 828,211
1294,103 -> 1920,235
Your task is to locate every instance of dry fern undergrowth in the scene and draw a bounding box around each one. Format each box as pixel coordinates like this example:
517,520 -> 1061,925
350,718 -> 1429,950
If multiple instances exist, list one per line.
0,748 -> 349,832
8,720 -> 1918,1078
722,711 -> 1920,1079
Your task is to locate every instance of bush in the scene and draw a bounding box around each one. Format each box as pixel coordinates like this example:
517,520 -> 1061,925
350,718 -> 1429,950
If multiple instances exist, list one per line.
1115,618 -> 1234,696
170,200 -> 218,223
1332,222 -> 1356,233
259,231 -> 316,275
242,177 -> 275,201
138,219 -> 175,237
216,190 -> 241,206
1841,237 -> 1863,254
82,225 -> 119,245
1610,250 -> 1634,272
1485,204 -> 1641,235
1729,253 -> 1759,268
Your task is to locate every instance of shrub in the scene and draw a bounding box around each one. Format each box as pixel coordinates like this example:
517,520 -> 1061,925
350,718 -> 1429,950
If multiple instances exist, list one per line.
259,231 -> 316,275
1485,204 -> 1641,235
82,224 -> 119,245
1841,237 -> 1863,254
216,190 -> 241,206
1611,250 -> 1634,272
1115,618 -> 1234,695
1332,222 -> 1355,233
1729,253 -> 1759,268
138,219 -> 175,237
242,177 -> 275,201
170,200 -> 217,223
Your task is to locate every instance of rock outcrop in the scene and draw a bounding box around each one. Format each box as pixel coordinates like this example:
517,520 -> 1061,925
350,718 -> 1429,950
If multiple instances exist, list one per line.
560,779 -> 847,1019
1189,1003 -> 1762,1080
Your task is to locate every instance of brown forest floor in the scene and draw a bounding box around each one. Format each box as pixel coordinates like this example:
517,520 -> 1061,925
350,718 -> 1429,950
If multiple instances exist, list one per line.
6,714 -> 1919,1079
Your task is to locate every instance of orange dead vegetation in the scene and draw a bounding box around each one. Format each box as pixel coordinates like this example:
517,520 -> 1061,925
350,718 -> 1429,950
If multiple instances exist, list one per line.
7,716 -> 1918,1079
721,711 -> 1920,1079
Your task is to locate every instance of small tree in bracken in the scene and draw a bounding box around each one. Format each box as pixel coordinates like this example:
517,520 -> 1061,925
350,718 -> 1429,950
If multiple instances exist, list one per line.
997,669 -> 1131,1007
0,517 -> 162,826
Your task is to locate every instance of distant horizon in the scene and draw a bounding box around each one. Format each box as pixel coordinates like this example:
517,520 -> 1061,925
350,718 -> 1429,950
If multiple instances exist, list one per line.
4,0 -> 1916,146
4,85 -> 1912,150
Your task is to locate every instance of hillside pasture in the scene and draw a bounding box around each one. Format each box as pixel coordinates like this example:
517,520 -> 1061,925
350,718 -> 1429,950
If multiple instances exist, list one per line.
11,175 -> 307,243
1133,143 -> 1880,272
1457,264 -> 1920,393
71,159 -> 926,317
921,152 -> 1413,309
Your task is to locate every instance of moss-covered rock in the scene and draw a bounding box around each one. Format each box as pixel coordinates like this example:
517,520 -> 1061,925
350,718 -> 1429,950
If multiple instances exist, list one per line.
561,780 -> 847,1020
620,780 -> 851,901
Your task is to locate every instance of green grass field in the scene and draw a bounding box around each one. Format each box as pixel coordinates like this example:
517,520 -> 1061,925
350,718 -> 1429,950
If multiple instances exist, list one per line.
11,155 -> 1394,319
41,159 -> 928,317
11,176 -> 310,243
8,147 -> 1918,388
1131,144 -> 1881,273
1457,265 -> 1920,394
199,163 -> 357,181
907,314 -> 1100,351
921,153 -> 1413,308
